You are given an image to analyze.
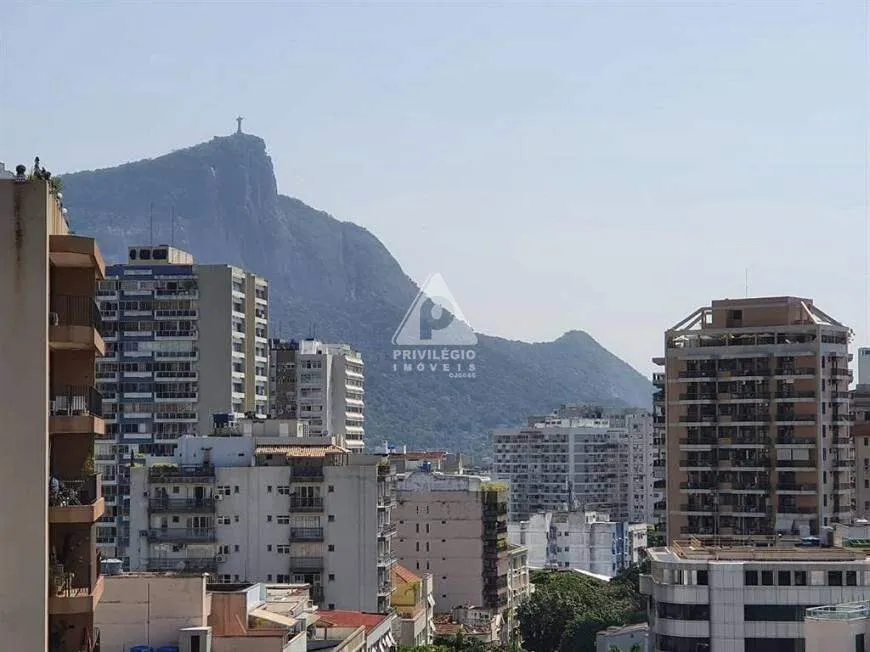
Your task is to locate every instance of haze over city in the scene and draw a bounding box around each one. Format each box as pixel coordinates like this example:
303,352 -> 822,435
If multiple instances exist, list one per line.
2,1 -> 868,376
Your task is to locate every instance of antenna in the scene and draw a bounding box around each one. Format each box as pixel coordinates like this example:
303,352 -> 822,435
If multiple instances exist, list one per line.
745,268 -> 750,298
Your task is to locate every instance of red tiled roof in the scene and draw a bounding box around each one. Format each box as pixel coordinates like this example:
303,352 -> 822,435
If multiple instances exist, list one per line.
316,610 -> 389,634
392,564 -> 421,585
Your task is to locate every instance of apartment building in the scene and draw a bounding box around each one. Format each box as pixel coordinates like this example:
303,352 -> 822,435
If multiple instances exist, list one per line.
269,338 -> 365,449
508,510 -> 647,577
493,411 -> 629,521
393,471 -> 530,636
391,564 -> 435,647
641,541 -> 870,652
127,418 -> 395,612
0,174 -> 106,651
655,297 -> 853,543
610,410 -> 659,524
852,381 -> 870,518
94,245 -> 268,559
652,372 -> 668,528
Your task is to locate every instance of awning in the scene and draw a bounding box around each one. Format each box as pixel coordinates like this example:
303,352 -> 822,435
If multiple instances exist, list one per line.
250,607 -> 298,629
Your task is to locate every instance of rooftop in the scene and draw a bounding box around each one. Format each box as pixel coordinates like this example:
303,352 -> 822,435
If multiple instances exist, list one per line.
315,611 -> 390,634
390,451 -> 447,461
648,540 -> 867,563
392,564 -> 421,585
255,445 -> 348,458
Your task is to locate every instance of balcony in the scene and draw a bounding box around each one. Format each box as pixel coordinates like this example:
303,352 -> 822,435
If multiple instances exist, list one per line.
289,556 -> 324,571
147,528 -> 216,543
377,494 -> 397,509
50,294 -> 104,353
49,474 -> 105,524
377,552 -> 397,567
379,522 -> 398,537
50,385 -> 104,436
777,483 -> 818,494
289,527 -> 324,542
290,468 -> 324,482
289,496 -> 324,513
149,465 -> 215,483
148,497 -> 216,513
146,557 -> 218,573
49,234 -> 106,277
378,582 -> 394,596
49,565 -> 104,616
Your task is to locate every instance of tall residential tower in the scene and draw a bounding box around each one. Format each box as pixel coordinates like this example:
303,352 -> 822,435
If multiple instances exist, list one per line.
657,297 -> 853,543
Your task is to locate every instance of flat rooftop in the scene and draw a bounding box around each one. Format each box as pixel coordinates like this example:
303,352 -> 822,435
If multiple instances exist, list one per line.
648,540 -> 868,563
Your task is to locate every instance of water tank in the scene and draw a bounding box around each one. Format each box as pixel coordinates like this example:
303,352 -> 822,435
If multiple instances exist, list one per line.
130,646 -> 154,652
100,558 -> 123,576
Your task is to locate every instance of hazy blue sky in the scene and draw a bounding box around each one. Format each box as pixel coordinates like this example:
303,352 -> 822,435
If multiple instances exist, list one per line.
2,1 -> 867,376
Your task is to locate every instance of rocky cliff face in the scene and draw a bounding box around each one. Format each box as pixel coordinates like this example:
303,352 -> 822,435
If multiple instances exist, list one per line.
60,133 -> 651,454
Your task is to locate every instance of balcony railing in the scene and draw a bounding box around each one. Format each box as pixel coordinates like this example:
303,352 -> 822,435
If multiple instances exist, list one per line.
50,385 -> 103,418
49,474 -> 101,507
777,483 -> 818,492
377,552 -> 397,566
290,527 -> 324,541
51,294 -> 103,334
148,497 -> 216,513
289,556 -> 324,571
146,557 -> 218,573
289,496 -> 323,512
147,528 -> 216,542
379,522 -> 398,536
149,465 -> 216,483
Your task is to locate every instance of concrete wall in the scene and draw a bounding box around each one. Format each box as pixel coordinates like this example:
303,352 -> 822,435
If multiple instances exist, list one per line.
95,574 -> 208,650
805,617 -> 867,652
196,265 -> 233,435
0,179 -> 50,651
325,457 -> 380,611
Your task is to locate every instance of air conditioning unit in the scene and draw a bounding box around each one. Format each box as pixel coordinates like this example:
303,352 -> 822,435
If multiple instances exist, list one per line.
214,494 -> 224,501
215,554 -> 226,563
49,312 -> 59,327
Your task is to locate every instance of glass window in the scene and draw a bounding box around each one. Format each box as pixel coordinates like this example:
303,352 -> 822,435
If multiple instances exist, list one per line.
744,570 -> 759,586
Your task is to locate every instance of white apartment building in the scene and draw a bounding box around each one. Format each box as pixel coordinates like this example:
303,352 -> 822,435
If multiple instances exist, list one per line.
127,419 -> 396,613
508,511 -> 647,578
493,412 -> 630,521
641,541 -> 870,652
610,410 -> 659,524
269,338 -> 365,449
95,245 -> 269,560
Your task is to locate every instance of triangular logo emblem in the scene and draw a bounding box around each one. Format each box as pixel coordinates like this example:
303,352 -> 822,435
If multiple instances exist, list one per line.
392,273 -> 478,346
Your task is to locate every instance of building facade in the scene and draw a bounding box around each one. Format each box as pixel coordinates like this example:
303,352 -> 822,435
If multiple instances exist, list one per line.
493,412 -> 630,521
393,471 -> 529,629
127,420 -> 395,612
269,338 -> 365,449
508,511 -> 647,577
641,542 -> 870,652
852,383 -> 870,518
611,410 -> 658,524
655,297 -> 853,543
0,175 -> 106,651
391,564 -> 436,647
805,601 -> 870,652
94,245 -> 268,560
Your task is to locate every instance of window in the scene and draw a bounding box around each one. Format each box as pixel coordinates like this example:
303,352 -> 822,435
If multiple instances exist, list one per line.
857,634 -> 865,652
328,545 -> 335,552
744,570 -> 758,586
415,523 -> 419,533
761,570 -> 774,586
744,605 -> 807,622
234,515 -> 239,522
829,571 -> 843,586
795,571 -> 807,586
277,486 -> 290,495
657,603 -> 711,620
778,571 -> 791,586
329,574 -> 335,581
234,545 -> 239,552
267,486 -> 273,493
426,523 -> 430,533
276,545 -> 290,554
328,485 -> 334,492
425,542 -> 430,552
697,570 -> 708,586
267,574 -> 273,581
328,604 -> 335,610
217,516 -> 231,525
416,542 -> 420,552
276,515 -> 290,525
267,545 -> 272,551
267,515 -> 273,522
847,571 -> 858,586
234,486 -> 239,494
328,515 -> 335,522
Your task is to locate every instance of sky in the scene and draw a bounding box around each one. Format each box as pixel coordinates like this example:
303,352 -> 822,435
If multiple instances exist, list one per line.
2,1 -> 868,377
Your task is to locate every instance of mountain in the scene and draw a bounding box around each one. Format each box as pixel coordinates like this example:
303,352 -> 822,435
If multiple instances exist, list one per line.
58,132 -> 652,455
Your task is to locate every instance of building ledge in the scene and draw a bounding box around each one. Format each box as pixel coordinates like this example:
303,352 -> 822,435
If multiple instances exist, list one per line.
49,325 -> 105,355
50,414 -> 105,437
49,574 -> 104,615
50,497 -> 105,524
49,235 -> 106,279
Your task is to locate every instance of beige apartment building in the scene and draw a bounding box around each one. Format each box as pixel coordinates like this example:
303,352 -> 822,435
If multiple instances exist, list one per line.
393,471 -> 529,642
655,297 -> 853,544
852,381 -> 870,518
0,173 -> 106,651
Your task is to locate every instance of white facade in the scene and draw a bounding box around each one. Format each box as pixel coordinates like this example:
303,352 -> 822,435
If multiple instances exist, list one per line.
641,544 -> 870,652
95,247 -> 269,560
127,423 -> 395,613
611,410 -> 659,524
859,347 -> 870,386
269,338 -> 365,449
493,414 -> 630,521
508,511 -> 647,578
